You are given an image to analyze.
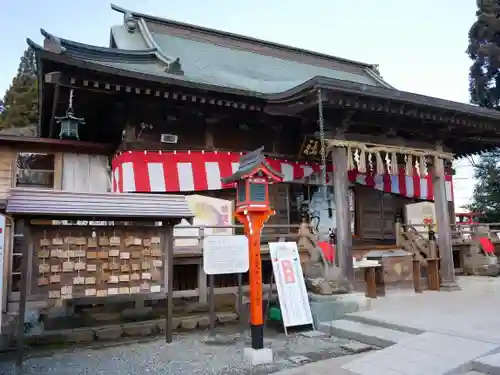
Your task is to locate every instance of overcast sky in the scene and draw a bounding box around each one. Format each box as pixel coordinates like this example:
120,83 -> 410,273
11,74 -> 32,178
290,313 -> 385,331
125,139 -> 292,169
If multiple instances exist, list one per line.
0,0 -> 477,210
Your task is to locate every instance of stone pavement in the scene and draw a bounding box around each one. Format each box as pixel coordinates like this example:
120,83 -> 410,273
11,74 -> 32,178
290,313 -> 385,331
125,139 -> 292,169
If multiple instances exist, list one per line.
326,276 -> 500,375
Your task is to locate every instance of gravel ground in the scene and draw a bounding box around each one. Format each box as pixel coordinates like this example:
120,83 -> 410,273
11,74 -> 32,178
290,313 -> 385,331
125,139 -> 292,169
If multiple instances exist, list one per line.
0,326 -> 357,375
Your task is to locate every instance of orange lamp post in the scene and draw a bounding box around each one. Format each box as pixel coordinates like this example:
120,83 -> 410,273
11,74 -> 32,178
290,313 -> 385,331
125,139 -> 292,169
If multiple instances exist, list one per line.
221,147 -> 283,350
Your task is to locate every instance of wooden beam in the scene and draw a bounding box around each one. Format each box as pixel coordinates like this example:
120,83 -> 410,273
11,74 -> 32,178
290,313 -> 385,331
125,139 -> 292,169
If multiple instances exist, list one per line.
318,131 -> 453,153
45,72 -> 62,138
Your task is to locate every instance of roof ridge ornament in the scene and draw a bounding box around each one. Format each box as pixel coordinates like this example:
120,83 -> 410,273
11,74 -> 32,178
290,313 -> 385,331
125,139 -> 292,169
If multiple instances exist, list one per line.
123,11 -> 138,33
136,18 -> 184,75
40,28 -> 66,54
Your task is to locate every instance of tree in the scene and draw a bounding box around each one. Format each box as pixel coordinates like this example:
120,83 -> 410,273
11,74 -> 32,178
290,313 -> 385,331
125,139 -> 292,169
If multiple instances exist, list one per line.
0,47 -> 38,129
466,150 -> 500,222
468,0 -> 500,107
467,1 -> 500,222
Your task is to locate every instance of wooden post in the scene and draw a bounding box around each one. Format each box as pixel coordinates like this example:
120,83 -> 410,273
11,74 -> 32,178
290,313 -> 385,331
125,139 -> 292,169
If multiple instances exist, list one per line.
412,259 -> 422,293
15,220 -> 27,368
332,146 -> 354,283
164,223 -> 175,343
394,219 -> 402,247
432,154 -> 459,291
364,267 -> 377,298
198,227 -> 207,305
427,258 -> 440,291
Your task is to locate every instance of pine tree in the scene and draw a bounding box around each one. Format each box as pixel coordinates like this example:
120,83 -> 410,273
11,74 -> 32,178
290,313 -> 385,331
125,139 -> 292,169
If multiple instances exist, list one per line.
467,150 -> 500,222
468,0 -> 500,107
0,47 -> 38,129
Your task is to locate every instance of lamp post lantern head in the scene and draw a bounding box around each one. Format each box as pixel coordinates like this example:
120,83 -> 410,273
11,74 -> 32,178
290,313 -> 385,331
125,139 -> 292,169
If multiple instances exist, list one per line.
221,147 -> 283,213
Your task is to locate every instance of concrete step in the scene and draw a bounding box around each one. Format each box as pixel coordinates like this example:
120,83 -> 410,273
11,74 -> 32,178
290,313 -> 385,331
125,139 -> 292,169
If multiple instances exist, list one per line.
473,352 -> 500,375
345,312 -> 425,335
461,372 -> 489,375
318,319 -> 416,348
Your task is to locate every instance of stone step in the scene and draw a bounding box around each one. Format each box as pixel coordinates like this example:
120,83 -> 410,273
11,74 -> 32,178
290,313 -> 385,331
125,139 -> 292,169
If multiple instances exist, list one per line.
318,319 -> 415,348
473,352 -> 500,375
345,312 -> 425,335
342,332 -> 500,375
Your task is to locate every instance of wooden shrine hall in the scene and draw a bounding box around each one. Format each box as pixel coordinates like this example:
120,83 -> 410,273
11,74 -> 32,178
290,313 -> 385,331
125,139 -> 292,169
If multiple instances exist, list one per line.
21,2 -> 500,297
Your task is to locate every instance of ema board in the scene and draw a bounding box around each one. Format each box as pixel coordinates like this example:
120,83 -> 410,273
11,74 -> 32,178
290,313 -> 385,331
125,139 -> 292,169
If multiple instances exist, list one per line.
269,242 -> 313,331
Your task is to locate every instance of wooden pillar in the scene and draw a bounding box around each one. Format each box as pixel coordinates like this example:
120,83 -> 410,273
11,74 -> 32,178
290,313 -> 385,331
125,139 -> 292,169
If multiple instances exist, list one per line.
332,146 -> 354,283
433,156 -> 460,291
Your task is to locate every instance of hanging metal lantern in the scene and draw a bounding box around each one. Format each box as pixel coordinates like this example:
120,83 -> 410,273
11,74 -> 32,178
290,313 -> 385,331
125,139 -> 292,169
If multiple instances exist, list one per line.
55,89 -> 85,140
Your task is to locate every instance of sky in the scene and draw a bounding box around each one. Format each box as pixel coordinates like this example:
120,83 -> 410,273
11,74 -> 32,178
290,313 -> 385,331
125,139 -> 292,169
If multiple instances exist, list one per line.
0,0 -> 478,210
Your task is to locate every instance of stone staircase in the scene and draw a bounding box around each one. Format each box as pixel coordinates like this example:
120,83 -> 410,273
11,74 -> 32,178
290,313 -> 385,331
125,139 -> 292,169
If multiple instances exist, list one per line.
318,314 -> 423,348
318,314 -> 500,375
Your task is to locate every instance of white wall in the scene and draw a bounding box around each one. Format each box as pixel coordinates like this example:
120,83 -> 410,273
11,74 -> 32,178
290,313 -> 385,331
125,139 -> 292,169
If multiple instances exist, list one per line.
62,153 -> 110,193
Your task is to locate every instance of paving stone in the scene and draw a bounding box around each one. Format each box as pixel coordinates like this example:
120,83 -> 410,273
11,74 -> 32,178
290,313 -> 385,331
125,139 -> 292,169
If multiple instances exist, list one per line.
319,319 -> 414,348
180,317 -> 198,330
299,330 -> 325,338
94,326 -> 123,341
65,330 -> 94,343
197,316 -> 210,328
122,323 -> 154,337
288,355 -> 311,365
156,318 -> 181,332
473,352 -> 500,375
216,312 -> 238,323
343,332 -> 499,375
340,342 -> 373,354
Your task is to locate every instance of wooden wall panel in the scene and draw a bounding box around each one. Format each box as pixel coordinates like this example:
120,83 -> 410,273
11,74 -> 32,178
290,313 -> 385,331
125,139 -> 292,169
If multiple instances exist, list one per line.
0,146 -> 16,199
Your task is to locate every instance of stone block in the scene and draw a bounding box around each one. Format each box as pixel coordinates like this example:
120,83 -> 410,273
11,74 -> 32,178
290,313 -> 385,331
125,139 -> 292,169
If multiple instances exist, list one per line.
197,316 -> 210,328
156,318 -> 181,332
340,342 -> 373,354
122,323 -> 154,337
243,347 -> 273,366
288,355 -> 311,365
66,330 -> 95,344
180,317 -> 198,330
121,307 -> 153,320
299,330 -> 325,338
309,293 -> 369,328
94,326 -> 123,341
216,312 -> 238,323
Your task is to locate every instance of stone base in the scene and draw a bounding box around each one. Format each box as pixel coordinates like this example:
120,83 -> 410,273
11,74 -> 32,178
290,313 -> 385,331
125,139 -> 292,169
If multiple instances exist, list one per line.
440,281 -> 462,292
309,293 -> 370,329
243,347 -> 273,366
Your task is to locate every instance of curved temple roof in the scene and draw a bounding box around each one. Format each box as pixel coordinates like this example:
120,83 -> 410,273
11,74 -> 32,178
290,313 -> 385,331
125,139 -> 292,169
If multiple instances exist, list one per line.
108,4 -> 392,93
26,6 -> 500,135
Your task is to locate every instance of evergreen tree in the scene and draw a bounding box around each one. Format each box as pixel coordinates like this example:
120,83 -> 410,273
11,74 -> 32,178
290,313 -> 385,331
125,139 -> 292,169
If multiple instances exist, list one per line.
0,47 -> 38,129
468,0 -> 500,107
467,150 -> 500,222
467,1 -> 500,222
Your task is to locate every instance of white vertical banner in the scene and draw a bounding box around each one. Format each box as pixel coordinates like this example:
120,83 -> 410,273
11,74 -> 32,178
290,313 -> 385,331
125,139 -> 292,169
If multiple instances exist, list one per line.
0,215 -> 5,330
269,242 -> 313,329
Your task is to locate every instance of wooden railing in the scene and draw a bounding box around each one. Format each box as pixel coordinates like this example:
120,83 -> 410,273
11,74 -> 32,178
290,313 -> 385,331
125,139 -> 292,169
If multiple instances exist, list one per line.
173,224 -> 300,256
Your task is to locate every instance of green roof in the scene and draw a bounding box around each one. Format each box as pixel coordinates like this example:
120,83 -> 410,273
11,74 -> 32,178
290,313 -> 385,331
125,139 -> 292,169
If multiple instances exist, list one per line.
107,4 -> 392,94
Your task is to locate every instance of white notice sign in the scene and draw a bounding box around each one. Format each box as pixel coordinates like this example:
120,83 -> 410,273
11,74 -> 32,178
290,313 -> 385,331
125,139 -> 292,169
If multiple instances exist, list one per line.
0,215 -> 5,331
269,242 -> 313,329
203,235 -> 249,275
